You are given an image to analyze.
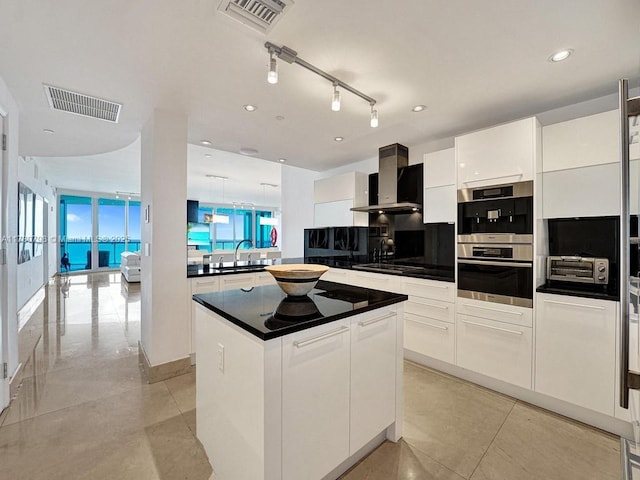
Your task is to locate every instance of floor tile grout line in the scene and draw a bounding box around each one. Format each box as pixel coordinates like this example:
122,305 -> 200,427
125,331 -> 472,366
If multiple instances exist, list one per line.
467,399 -> 518,479
399,428 -> 469,480
163,378 -> 197,436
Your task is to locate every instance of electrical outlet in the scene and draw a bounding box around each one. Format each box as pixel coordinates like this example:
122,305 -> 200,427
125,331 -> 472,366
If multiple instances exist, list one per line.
217,343 -> 224,372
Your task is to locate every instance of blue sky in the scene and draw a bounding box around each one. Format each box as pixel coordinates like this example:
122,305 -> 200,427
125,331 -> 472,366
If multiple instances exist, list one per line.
65,203 -> 141,239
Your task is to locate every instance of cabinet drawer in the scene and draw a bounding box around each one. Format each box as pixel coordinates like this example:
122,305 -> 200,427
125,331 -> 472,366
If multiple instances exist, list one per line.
456,313 -> 532,389
456,298 -> 532,327
254,271 -> 276,286
219,273 -> 255,291
322,267 -> 351,284
191,277 -> 220,294
405,313 -> 455,364
404,278 -> 455,302
405,297 -> 454,324
351,272 -> 403,293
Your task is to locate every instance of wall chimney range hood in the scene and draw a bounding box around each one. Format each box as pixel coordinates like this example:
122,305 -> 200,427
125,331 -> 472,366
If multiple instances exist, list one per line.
351,143 -> 423,214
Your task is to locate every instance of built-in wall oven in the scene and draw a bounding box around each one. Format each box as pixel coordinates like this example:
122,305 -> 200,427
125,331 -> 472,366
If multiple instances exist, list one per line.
457,181 -> 534,308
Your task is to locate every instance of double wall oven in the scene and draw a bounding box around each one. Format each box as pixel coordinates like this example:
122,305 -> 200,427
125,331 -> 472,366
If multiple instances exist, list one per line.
457,181 -> 534,308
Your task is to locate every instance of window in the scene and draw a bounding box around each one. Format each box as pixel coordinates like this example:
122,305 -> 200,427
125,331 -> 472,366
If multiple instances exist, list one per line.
255,210 -> 277,248
98,198 -> 126,268
59,195 -> 92,272
128,201 -> 141,252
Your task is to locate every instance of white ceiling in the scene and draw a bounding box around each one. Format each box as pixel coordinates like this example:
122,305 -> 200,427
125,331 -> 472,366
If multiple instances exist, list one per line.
39,140 -> 282,207
1,0 -> 640,174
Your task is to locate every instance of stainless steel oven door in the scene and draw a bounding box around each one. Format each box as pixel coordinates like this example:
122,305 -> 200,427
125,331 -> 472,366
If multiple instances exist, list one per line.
457,258 -> 533,308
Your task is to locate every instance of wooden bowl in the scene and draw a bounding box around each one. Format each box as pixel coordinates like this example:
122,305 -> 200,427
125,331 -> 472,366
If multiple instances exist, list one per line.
264,264 -> 329,296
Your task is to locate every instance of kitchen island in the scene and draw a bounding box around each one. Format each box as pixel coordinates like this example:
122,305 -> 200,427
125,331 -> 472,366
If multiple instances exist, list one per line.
193,280 -> 407,480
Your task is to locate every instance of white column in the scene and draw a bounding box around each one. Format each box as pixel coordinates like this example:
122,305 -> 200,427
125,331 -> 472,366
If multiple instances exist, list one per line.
140,109 -> 189,367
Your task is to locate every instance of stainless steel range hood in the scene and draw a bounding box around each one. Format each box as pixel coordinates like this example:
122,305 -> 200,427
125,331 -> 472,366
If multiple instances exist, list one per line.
351,143 -> 422,213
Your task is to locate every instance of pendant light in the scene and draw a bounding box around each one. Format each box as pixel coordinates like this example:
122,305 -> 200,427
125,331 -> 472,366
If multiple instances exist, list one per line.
331,84 -> 341,111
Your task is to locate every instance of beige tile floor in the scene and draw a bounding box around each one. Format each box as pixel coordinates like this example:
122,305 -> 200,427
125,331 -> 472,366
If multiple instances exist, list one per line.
0,273 -> 621,480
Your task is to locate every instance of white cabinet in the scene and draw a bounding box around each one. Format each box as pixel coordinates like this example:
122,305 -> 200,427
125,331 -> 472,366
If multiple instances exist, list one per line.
424,185 -> 456,223
423,148 -> 456,224
282,319 -> 351,480
321,266 -> 352,284
314,172 -> 368,227
403,278 -> 456,363
542,163 -> 620,218
219,272 -> 255,291
456,312 -> 533,389
455,297 -> 533,389
541,110 -> 623,218
349,309 -> 397,453
542,110 -> 618,172
456,117 -> 537,189
404,277 -> 456,303
424,148 -> 456,188
350,271 -> 404,293
189,276 -> 221,358
535,293 -> 616,416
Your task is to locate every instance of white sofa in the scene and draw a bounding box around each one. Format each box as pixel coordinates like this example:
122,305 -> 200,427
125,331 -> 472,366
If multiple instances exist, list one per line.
120,251 -> 141,283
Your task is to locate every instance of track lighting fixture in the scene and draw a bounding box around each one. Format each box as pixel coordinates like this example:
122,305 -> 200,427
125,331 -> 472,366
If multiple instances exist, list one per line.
267,50 -> 278,84
332,84 -> 341,111
264,41 -> 378,128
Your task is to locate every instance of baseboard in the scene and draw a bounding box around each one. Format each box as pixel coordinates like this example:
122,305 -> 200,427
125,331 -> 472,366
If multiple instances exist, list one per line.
405,349 -> 634,439
138,342 -> 192,383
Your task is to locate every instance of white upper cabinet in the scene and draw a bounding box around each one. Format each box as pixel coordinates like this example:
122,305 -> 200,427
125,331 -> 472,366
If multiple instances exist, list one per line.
423,148 -> 456,224
424,148 -> 456,187
542,110 -> 618,172
541,110 -> 621,218
314,172 -> 368,227
456,117 -> 538,189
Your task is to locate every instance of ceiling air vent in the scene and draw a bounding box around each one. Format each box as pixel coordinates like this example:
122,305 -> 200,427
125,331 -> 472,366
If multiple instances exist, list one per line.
43,85 -> 122,123
218,0 -> 293,33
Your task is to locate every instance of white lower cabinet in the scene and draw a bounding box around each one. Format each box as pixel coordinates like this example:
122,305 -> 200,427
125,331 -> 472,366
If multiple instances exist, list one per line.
350,309 -> 397,453
405,312 -> 455,364
219,273 -> 256,290
456,312 -> 533,389
189,277 -> 221,357
535,293 -> 616,416
350,271 -> 404,293
282,320 -> 351,480
321,266 -> 351,284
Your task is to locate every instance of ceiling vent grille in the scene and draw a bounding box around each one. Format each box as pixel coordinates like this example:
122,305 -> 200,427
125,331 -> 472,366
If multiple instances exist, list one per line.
43,85 -> 122,123
218,0 -> 293,33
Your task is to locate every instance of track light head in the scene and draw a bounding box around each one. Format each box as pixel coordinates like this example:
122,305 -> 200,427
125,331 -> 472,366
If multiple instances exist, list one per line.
370,104 -> 379,128
268,51 -> 278,84
332,84 -> 341,111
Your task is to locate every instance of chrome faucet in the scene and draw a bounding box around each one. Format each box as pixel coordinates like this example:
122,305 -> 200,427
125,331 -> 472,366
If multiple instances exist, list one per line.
234,239 -> 253,266
218,256 -> 224,268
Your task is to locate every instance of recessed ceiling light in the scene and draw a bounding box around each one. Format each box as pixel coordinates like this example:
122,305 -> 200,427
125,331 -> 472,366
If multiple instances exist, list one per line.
278,158 -> 286,163
239,147 -> 258,156
411,105 -> 427,112
43,128 -> 55,134
334,136 -> 344,142
201,140 -> 212,146
275,115 -> 285,121
204,153 -> 212,158
243,104 -> 257,112
549,49 -> 573,62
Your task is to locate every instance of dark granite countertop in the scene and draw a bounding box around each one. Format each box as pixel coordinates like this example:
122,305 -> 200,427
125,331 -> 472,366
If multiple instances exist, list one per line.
187,255 -> 455,283
192,280 -> 408,340
536,282 -> 619,302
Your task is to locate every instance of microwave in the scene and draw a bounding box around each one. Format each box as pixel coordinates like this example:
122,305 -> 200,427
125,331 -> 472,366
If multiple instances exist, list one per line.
546,256 -> 609,285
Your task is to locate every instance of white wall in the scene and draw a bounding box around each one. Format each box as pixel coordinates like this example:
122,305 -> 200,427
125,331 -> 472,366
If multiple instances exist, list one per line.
0,75 -> 20,381
16,156 -> 56,310
281,165 -> 318,259
140,109 -> 189,367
